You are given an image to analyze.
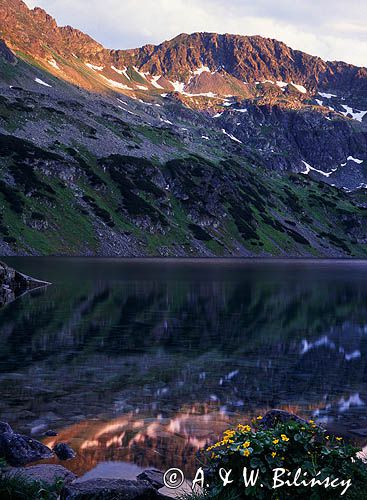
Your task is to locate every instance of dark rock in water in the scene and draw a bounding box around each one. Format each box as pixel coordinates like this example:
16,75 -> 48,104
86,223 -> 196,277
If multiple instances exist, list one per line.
44,429 -> 58,437
2,464 -> 76,487
0,431 -> 54,466
0,421 -> 13,435
0,261 -> 50,308
53,442 -> 76,460
61,479 -> 169,499
137,469 -> 164,490
260,409 -> 309,430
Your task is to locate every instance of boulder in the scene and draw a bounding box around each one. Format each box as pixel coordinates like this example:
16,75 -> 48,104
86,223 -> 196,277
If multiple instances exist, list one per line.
53,442 -> 76,460
137,469 -> 164,490
61,479 -> 169,500
44,429 -> 58,437
2,464 -> 76,487
0,431 -> 54,466
0,421 -> 13,435
260,409 -> 309,430
0,261 -> 50,308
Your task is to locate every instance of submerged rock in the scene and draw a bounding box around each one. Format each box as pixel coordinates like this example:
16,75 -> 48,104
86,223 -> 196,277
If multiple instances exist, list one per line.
2,464 -> 76,487
0,431 -> 54,466
61,478 -> 169,499
0,261 -> 50,308
53,442 -> 76,460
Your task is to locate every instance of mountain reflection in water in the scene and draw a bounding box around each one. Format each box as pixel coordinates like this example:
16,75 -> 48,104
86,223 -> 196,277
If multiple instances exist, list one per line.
0,258 -> 367,477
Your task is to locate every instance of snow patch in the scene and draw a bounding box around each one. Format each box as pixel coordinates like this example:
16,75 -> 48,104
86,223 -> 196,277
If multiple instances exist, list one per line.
184,91 -> 217,98
315,99 -> 323,106
133,66 -> 149,81
301,160 -> 337,177
85,63 -> 104,71
35,78 -> 52,87
48,59 -> 60,70
136,85 -> 148,90
347,156 -> 364,164
213,112 -> 223,118
111,66 -> 130,80
101,76 -> 132,90
291,83 -> 307,94
150,75 -> 163,89
193,65 -> 212,75
340,105 -> 367,122
170,81 -> 185,93
319,92 -> 337,99
222,129 -> 242,144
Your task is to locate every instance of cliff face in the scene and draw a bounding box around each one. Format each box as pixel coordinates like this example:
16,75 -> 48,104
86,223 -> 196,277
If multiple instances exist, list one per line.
0,1 -> 366,257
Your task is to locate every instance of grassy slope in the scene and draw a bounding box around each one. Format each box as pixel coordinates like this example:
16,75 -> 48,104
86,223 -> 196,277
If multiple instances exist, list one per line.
0,55 -> 366,257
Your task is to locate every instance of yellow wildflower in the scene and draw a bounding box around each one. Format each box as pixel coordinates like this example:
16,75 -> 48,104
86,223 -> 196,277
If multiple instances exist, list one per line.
238,424 -> 251,433
271,452 -> 277,458
243,441 -> 251,448
273,439 -> 279,445
243,449 -> 251,457
325,435 -> 330,440
281,434 -> 289,442
256,416 -> 263,420
336,437 -> 343,441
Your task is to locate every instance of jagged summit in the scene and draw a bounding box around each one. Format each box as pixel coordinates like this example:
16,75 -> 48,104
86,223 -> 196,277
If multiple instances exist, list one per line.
1,0 -> 367,101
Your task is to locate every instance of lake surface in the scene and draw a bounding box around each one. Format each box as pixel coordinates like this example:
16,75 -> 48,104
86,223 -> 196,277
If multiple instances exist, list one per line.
1,258 -> 367,482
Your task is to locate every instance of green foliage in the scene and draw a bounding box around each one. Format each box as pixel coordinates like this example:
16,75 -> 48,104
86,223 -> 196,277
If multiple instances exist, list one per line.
199,418 -> 367,499
0,474 -> 64,500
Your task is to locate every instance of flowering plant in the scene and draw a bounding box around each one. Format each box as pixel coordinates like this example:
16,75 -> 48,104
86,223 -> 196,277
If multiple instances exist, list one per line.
200,416 -> 367,499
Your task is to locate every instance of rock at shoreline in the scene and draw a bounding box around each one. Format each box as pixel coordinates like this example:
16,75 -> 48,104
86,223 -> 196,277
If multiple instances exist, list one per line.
2,464 -> 76,487
53,442 -> 76,460
0,261 -> 50,308
136,469 -> 164,490
0,422 -> 54,466
260,409 -> 309,429
44,429 -> 58,437
61,479 -> 169,499
0,421 -> 13,435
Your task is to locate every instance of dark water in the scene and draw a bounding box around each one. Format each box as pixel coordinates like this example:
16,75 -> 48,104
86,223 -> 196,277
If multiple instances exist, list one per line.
1,258 -> 367,481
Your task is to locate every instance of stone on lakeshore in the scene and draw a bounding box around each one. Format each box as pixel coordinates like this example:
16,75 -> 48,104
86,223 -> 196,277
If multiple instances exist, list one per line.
0,421 -> 13,435
260,409 -> 309,429
61,479 -> 170,499
53,442 -> 76,460
2,464 -> 76,487
0,431 -> 54,466
44,429 -> 58,437
137,469 -> 164,489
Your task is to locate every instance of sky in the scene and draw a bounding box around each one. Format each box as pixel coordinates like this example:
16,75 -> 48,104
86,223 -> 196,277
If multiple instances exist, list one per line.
24,0 -> 367,67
